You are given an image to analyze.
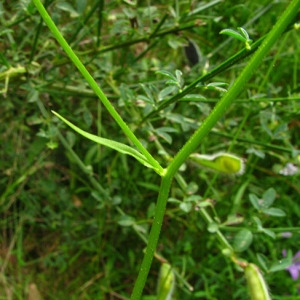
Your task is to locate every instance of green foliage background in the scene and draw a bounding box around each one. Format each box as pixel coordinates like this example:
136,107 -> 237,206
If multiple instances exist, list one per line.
0,0 -> 299,299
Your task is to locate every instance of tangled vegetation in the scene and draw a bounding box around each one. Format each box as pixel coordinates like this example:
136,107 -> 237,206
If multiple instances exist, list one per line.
1,1 -> 300,299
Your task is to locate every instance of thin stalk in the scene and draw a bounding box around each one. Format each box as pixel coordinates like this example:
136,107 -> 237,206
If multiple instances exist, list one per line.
32,0 -> 164,176
174,172 -> 233,251
131,1 -> 300,298
219,226 -> 300,233
197,208 -> 233,251
149,13 -> 169,38
68,0 -> 100,45
227,109 -> 251,153
178,96 -> 300,103
29,0 -> 52,63
130,173 -> 173,300
96,0 -> 104,47
147,123 -> 234,250
211,130 -> 296,154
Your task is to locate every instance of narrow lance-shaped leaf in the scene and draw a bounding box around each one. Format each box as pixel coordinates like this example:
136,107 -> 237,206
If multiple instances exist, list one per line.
238,27 -> 251,40
52,111 -> 158,171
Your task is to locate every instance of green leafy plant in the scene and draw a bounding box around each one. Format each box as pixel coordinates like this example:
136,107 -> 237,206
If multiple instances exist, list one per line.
249,188 -> 286,217
31,0 -> 300,298
2,0 -> 299,299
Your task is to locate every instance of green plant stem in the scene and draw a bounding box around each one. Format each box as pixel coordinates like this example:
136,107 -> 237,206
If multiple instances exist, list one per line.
131,173 -> 173,300
174,173 -> 233,251
173,172 -> 233,252
149,13 -> 169,38
198,208 -> 233,250
32,0 -> 164,176
68,0 -> 102,48
131,1 -> 300,298
29,0 -> 47,63
219,226 -> 300,233
149,123 -> 234,247
96,0 -> 105,47
148,124 -> 234,251
68,0 -> 101,45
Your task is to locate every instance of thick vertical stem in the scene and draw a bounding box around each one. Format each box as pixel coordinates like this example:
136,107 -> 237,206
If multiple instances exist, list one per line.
131,173 -> 173,300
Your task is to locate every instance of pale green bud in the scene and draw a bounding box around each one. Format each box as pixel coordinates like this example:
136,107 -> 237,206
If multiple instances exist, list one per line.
157,263 -> 175,300
245,263 -> 271,300
190,152 -> 245,175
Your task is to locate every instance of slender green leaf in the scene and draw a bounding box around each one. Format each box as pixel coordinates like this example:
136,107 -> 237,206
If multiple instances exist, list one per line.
180,94 -> 206,102
179,202 -> 192,213
220,28 -> 246,42
238,27 -> 251,41
249,194 -> 261,210
118,215 -> 136,227
261,228 -> 276,239
156,70 -> 177,81
256,253 -> 269,272
158,86 -> 178,100
262,188 -> 276,207
207,222 -> 219,233
269,257 -> 292,272
52,111 -> 157,170
57,2 -> 79,18
262,207 -> 286,217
